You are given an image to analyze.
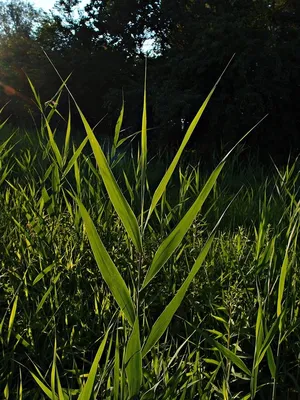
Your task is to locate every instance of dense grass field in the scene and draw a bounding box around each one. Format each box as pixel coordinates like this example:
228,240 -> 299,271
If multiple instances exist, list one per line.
0,79 -> 299,399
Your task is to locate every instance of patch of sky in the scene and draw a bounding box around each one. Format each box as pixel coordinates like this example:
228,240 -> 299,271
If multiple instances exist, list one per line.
32,0 -> 155,54
31,0 -> 89,11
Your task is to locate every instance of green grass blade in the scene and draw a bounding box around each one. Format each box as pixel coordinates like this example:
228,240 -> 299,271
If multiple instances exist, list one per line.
254,316 -> 281,369
30,372 -> 57,400
250,295 -> 264,398
142,162 -> 225,288
266,342 -> 276,379
123,170 -> 135,205
142,235 -> 214,357
75,105 -> 142,252
125,318 -> 142,398
140,57 -> 148,227
27,75 -> 42,109
44,120 -> 63,169
277,250 -> 289,318
28,74 -> 64,168
277,219 -> 298,319
43,47 -> 221,250
63,136 -> 89,177
112,93 -> 124,158
63,102 -> 72,162
51,337 -> 57,399
114,329 -> 120,400
116,130 -> 140,148
142,115 -> 268,289
18,368 -> 23,400
36,285 -> 54,313
78,330 -> 109,400
76,197 -> 135,326
7,294 -> 18,345
144,55 -> 235,228
32,264 -> 54,286
141,58 -> 147,176
211,339 -> 251,376
73,151 -> 81,196
55,367 -> 65,400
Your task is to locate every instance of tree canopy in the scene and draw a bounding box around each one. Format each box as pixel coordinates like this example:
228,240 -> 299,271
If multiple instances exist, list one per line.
0,0 -> 299,162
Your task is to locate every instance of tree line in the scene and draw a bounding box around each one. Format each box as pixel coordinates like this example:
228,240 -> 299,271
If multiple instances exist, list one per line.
0,0 -> 299,163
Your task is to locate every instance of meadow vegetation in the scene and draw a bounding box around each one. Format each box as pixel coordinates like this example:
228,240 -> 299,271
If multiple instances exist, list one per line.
0,76 -> 299,399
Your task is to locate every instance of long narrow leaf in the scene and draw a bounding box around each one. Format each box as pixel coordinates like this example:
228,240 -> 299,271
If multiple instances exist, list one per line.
144,55 -> 235,228
140,58 -> 148,227
142,163 -> 225,288
254,316 -> 281,369
7,294 -> 18,345
51,337 -> 57,399
76,106 -> 142,252
211,340 -> 251,376
112,93 -> 124,158
63,102 -> 72,162
30,372 -> 57,400
142,235 -> 214,357
114,329 -> 120,400
63,135 -> 89,176
250,295 -> 264,398
55,368 -> 65,400
78,330 -> 110,400
76,198 -> 135,326
125,318 -> 142,398
142,115 -> 268,289
41,51 -> 142,252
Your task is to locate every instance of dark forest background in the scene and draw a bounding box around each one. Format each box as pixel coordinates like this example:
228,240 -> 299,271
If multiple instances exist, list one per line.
0,0 -> 299,164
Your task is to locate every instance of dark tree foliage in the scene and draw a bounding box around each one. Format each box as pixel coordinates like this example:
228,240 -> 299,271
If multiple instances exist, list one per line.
0,0 -> 51,124
143,0 -> 300,161
0,0 -> 299,163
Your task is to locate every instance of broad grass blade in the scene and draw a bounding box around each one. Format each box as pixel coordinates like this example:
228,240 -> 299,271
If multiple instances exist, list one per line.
125,318 -> 142,398
28,76 -> 63,168
27,76 -> 42,109
141,58 -> 147,175
55,368 -> 65,400
18,368 -> 23,400
32,264 -> 54,286
76,198 -> 136,326
266,339 -> 276,379
41,52 -> 142,251
211,339 -> 251,376
111,93 -> 124,158
142,115 -> 268,288
63,102 -> 72,162
142,162 -> 225,288
254,316 -> 281,369
36,279 -> 60,313
250,295 -> 264,398
142,235 -> 214,357
7,294 -> 18,345
51,337 -> 57,399
75,106 -> 142,252
144,55 -> 235,228
277,218 -> 298,324
44,118 -> 63,169
140,58 -> 148,226
78,330 -> 110,400
142,190 -> 238,356
277,254 -> 289,318
63,135 -> 89,176
114,329 -> 120,400
30,372 -> 57,400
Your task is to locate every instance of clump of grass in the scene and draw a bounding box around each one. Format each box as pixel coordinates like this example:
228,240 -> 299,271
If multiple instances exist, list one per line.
0,61 -> 299,399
